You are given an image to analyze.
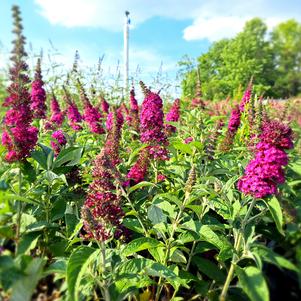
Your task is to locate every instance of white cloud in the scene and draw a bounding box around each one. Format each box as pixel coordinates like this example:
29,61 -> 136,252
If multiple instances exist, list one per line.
34,0 -> 200,30
35,0 -> 301,41
183,0 -> 301,41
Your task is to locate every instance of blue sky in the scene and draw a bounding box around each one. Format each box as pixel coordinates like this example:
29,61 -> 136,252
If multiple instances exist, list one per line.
1,0 -> 301,86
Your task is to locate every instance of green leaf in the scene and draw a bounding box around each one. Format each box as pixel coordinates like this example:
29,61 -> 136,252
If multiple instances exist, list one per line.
53,147 -> 83,169
123,218 -> 144,234
110,274 -> 153,301
254,245 -> 298,272
236,266 -> 269,301
265,196 -> 284,235
122,237 -> 163,257
11,258 -> 45,301
31,150 -> 48,170
128,181 -> 157,194
172,142 -> 193,154
67,246 -> 97,301
145,262 -> 188,289
117,258 -> 154,274
6,194 -> 40,205
192,256 -> 225,283
152,193 -> 182,208
45,258 -> 67,275
170,248 -> 187,264
147,204 -> 167,225
17,232 -> 40,255
149,246 -> 165,263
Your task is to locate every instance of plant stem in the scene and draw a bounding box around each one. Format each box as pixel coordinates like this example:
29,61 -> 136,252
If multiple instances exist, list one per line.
186,240 -> 197,271
15,166 -> 22,254
219,198 -> 257,301
155,191 -> 191,301
100,242 -> 111,301
120,185 -> 148,237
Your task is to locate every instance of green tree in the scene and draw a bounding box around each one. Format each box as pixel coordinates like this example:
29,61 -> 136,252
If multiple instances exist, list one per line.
271,19 -> 301,97
180,18 -> 284,100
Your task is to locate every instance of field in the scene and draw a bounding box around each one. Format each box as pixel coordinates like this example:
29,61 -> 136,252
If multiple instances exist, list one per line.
1,5 -> 301,301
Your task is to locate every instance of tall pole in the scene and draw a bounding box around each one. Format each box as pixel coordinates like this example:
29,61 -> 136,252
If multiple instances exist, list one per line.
124,11 -> 130,96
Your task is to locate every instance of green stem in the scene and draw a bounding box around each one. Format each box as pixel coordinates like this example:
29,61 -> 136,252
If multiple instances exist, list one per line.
100,242 -> 111,301
186,240 -> 197,271
15,166 -> 23,255
219,198 -> 257,301
120,186 -> 148,237
155,192 -> 191,301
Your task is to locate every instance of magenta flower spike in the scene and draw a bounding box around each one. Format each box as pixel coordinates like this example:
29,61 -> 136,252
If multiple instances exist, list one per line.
1,6 -> 38,162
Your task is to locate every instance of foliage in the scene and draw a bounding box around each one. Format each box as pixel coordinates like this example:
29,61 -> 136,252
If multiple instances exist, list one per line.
1,6 -> 301,301
180,18 -> 301,100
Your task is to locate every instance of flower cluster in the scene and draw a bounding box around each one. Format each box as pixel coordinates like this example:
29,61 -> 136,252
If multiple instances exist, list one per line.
1,6 -> 38,162
239,81 -> 252,112
30,58 -> 47,119
64,86 -> 83,131
165,98 -> 180,133
100,96 -> 110,114
106,108 -> 124,131
205,120 -> 224,160
228,105 -> 241,133
238,119 -> 293,198
104,108 -> 123,165
128,87 -> 140,133
81,149 -> 128,241
45,92 -> 65,130
139,81 -> 168,160
220,105 -> 241,151
51,130 -> 67,155
191,77 -> 205,109
126,148 -> 149,184
78,79 -> 104,134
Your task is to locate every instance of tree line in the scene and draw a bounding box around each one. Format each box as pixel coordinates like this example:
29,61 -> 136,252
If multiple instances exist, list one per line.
179,18 -> 301,100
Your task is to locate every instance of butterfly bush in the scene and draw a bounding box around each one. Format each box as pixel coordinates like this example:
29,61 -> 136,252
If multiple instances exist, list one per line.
101,97 -> 110,114
228,105 -> 241,133
220,105 -> 241,151
139,81 -> 168,160
30,58 -> 47,119
128,88 -> 140,132
45,92 -> 65,130
78,79 -> 104,134
239,80 -> 253,112
64,86 -> 83,131
81,147 -> 128,241
51,130 -> 67,155
104,108 -> 123,166
106,108 -> 124,131
165,98 -> 180,133
238,119 -> 293,198
126,148 -> 149,184
1,6 -> 38,162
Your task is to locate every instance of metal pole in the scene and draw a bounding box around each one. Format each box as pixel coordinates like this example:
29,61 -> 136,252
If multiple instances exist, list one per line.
124,11 -> 130,96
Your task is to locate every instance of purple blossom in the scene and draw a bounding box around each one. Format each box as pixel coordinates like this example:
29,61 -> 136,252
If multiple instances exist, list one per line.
30,59 -> 47,119
81,150 -> 128,241
106,108 -> 124,131
83,104 -> 105,134
166,98 -> 180,133
228,105 -> 241,133
31,80 -> 47,119
1,6 -> 38,162
238,119 -> 294,199
139,83 -> 168,160
49,95 -> 65,127
239,82 -> 252,112
66,102 -> 83,131
51,130 -> 67,155
127,148 -> 149,184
